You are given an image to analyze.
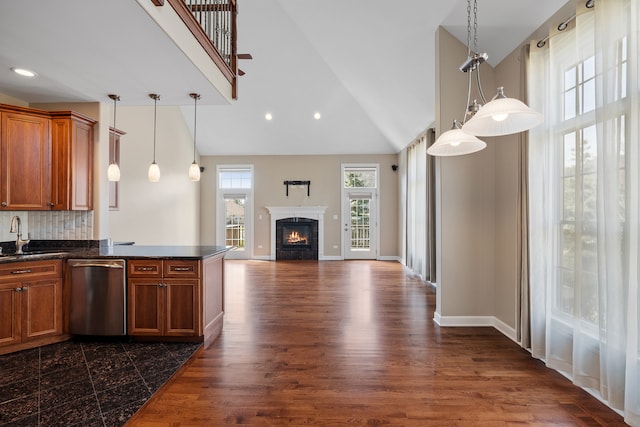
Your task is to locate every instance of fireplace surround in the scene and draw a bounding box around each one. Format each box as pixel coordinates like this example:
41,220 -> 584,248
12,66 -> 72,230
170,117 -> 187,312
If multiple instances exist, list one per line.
266,206 -> 327,261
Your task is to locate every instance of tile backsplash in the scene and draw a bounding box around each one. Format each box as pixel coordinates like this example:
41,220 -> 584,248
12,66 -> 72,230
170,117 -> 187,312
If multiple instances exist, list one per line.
0,211 -> 93,242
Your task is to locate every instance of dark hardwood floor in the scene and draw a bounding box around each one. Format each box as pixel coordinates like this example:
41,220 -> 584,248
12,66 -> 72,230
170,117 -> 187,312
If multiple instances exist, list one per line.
127,260 -> 626,426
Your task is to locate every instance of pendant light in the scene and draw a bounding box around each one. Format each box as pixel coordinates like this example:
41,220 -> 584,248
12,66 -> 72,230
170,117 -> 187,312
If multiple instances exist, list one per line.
429,0 -> 542,156
458,0 -> 542,137
188,93 -> 201,182
107,94 -> 121,181
148,94 -> 161,182
427,120 -> 486,156
461,87 -> 543,136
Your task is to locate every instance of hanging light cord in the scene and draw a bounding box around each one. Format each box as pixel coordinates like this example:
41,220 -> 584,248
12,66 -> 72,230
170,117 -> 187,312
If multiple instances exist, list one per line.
152,96 -> 157,163
108,94 -> 120,162
192,93 -> 200,162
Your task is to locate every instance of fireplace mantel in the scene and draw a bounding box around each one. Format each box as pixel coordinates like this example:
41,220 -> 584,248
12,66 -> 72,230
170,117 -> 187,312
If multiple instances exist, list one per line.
266,206 -> 327,260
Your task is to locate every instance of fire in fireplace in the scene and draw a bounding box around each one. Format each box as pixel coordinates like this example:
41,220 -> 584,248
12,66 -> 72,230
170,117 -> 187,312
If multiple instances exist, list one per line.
282,224 -> 311,248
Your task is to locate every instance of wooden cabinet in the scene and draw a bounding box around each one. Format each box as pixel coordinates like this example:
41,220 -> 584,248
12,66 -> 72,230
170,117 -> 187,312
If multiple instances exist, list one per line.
0,109 -> 51,210
0,260 -> 63,354
0,103 -> 96,211
128,259 -> 201,337
50,112 -> 96,210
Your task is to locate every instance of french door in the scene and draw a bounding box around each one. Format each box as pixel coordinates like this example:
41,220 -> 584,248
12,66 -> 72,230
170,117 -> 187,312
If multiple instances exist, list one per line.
343,191 -> 378,259
341,164 -> 379,260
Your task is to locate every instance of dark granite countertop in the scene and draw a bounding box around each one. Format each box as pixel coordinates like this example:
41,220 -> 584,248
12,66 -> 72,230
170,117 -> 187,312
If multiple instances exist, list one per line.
0,245 -> 231,264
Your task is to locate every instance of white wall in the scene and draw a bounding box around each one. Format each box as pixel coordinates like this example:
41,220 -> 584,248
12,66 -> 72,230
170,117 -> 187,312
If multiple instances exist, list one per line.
108,106 -> 200,245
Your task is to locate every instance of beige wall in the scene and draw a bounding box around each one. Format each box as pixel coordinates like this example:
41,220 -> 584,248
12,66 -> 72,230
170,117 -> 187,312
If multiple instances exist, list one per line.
434,27 -> 498,320
108,106 -> 200,245
199,154 -> 399,259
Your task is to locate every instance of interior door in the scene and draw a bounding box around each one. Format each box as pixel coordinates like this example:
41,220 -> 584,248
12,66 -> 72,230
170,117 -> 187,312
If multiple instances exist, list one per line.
343,191 -> 377,260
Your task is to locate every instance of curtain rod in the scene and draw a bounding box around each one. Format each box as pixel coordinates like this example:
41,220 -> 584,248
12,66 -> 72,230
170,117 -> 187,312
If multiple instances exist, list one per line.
536,0 -> 595,48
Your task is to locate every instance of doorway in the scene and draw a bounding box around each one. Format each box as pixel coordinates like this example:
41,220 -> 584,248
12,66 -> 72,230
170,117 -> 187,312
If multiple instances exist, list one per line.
342,165 -> 379,260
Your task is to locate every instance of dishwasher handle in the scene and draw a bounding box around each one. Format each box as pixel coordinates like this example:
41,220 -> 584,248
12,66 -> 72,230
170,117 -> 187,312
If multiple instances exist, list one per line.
70,262 -> 124,269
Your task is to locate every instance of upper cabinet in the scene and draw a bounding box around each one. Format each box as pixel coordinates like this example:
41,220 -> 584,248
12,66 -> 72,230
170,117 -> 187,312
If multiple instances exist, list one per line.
0,104 -> 96,211
50,112 -> 96,210
0,109 -> 51,210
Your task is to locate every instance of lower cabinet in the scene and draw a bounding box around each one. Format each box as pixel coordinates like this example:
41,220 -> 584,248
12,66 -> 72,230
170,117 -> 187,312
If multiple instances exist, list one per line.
128,259 -> 201,337
0,260 -> 63,353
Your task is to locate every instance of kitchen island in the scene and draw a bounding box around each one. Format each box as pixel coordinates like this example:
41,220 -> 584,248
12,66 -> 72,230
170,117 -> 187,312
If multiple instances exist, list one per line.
0,244 -> 230,355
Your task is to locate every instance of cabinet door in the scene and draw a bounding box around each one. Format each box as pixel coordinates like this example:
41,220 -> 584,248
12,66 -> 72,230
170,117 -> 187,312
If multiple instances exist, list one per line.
0,282 -> 21,347
21,278 -> 62,342
51,116 -> 94,210
165,279 -> 200,336
129,279 -> 164,335
0,112 -> 51,210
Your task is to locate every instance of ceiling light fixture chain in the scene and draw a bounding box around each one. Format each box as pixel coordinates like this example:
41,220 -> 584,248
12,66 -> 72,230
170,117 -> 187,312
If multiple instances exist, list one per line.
472,0 -> 478,54
466,0 -> 472,56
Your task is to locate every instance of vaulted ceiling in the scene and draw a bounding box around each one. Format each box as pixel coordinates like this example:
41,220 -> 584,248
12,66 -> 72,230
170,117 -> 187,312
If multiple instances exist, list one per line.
0,0 -> 569,156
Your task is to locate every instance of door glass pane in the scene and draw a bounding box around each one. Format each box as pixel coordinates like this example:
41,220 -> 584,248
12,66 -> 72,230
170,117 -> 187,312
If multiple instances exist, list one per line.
350,198 -> 370,250
225,197 -> 245,250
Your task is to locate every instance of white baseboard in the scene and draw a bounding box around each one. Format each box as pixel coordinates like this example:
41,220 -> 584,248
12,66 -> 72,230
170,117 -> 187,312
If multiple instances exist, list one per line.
321,255 -> 343,261
251,255 -> 271,261
377,255 -> 401,262
433,314 -> 518,343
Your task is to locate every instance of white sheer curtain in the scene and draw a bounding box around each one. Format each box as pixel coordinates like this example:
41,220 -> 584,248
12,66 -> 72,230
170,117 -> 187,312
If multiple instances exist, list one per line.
406,133 -> 427,279
528,0 -> 639,424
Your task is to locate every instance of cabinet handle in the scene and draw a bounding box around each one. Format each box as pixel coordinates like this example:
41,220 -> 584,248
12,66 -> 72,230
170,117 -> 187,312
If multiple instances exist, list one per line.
138,267 -> 156,271
158,283 -> 167,288
11,269 -> 32,275
15,287 -> 22,292
49,202 -> 55,207
1,202 -> 6,207
172,267 -> 192,272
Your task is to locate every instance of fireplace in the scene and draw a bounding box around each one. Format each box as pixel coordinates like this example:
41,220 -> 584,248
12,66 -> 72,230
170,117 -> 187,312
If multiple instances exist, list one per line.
276,218 -> 318,260
266,206 -> 327,261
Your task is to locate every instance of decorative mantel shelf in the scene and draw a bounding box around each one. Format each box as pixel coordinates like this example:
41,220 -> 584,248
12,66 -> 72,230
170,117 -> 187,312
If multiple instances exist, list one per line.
266,206 -> 327,261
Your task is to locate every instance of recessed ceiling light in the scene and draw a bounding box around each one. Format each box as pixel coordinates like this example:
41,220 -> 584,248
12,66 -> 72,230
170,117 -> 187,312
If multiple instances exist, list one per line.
265,113 -> 273,121
11,67 -> 37,77
313,112 -> 321,120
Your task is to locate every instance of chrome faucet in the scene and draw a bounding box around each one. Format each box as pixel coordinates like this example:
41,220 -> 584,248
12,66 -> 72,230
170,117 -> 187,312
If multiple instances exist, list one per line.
9,215 -> 30,254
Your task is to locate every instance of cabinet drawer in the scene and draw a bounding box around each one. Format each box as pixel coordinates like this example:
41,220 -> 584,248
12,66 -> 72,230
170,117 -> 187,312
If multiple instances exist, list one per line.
0,260 -> 62,282
164,260 -> 200,278
128,260 -> 163,278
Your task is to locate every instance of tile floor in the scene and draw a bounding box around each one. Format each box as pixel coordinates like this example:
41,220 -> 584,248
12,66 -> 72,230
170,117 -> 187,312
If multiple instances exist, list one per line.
0,339 -> 201,426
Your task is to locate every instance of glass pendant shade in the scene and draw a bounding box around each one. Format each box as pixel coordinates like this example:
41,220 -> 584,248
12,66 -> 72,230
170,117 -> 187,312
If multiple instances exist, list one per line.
189,161 -> 201,181
107,163 -> 121,181
427,128 -> 486,157
462,88 -> 543,136
148,162 -> 160,182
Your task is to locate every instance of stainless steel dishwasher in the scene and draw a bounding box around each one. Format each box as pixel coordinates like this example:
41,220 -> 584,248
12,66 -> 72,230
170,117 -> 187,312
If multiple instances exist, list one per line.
68,259 -> 127,336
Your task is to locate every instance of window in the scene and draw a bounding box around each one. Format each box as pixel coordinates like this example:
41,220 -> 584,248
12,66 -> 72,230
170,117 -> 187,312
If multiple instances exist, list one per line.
344,167 -> 377,188
219,169 -> 252,189
555,40 -> 627,326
